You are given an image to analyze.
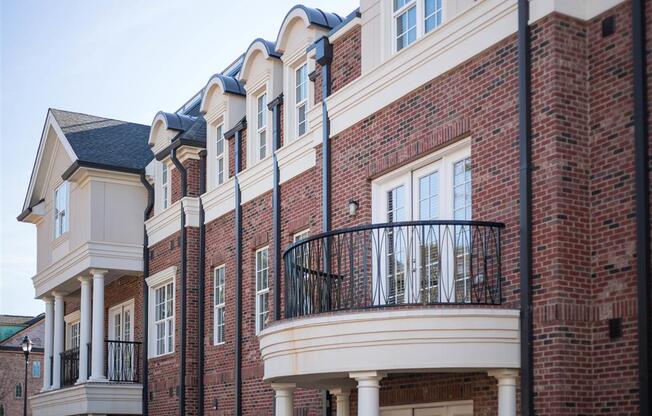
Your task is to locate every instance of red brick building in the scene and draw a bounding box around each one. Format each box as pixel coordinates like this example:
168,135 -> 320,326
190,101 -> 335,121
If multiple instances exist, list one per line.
18,1 -> 651,415
0,315 -> 45,416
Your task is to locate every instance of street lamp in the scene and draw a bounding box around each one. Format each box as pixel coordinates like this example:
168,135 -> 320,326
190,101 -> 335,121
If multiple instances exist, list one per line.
20,335 -> 33,416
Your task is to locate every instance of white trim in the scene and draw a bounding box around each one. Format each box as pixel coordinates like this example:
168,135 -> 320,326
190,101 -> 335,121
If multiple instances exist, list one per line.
29,382 -> 142,416
213,265 -> 226,345
259,308 -> 520,381
255,246 -> 270,335
239,156 -> 274,205
276,132 -> 316,185
380,400 -> 473,415
145,265 -> 177,288
201,177 -> 236,224
64,310 -> 80,324
329,17 -> 361,43
32,241 -> 143,298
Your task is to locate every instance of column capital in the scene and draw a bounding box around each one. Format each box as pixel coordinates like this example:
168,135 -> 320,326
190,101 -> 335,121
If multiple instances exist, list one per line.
330,387 -> 351,396
42,296 -> 54,304
488,369 -> 519,384
350,371 -> 385,381
51,291 -> 66,299
89,268 -> 109,277
78,275 -> 93,283
271,382 -> 297,392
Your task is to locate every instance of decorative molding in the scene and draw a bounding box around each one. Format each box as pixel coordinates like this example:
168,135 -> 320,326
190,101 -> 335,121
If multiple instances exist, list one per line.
145,200 -> 182,247
29,382 -> 142,416
32,241 -> 142,298
182,196 -> 201,228
238,156 -> 274,204
329,17 -> 361,43
64,310 -> 80,324
276,133 -> 316,184
259,308 -> 520,381
176,146 -> 203,163
201,177 -> 236,224
145,265 -> 177,288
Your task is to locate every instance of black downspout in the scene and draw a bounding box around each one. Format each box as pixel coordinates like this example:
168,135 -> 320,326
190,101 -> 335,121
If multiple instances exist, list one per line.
517,1 -> 534,415
316,37 -> 333,235
170,146 -> 188,416
140,172 -> 154,416
269,94 -> 284,320
198,150 -> 207,416
234,126 -> 245,416
632,1 -> 650,415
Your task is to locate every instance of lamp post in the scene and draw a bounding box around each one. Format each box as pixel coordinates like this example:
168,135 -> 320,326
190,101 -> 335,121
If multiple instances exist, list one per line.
21,335 -> 33,416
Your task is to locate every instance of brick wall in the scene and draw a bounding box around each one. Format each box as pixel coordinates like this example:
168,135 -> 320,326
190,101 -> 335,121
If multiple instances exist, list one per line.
314,25 -> 362,103
0,350 -> 44,416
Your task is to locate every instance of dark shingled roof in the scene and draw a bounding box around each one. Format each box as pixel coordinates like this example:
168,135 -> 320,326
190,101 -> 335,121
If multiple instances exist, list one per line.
178,116 -> 207,143
51,109 -> 153,171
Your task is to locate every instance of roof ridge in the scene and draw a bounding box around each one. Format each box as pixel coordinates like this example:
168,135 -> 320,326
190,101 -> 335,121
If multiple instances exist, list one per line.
50,108 -> 150,128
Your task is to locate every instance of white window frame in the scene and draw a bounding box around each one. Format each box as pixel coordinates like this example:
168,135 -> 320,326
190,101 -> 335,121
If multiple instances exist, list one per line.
255,246 -> 270,334
161,161 -> 171,211
213,265 -> 226,345
256,92 -> 268,161
371,140 -> 471,305
54,181 -> 69,239
391,0 -> 445,54
64,310 -> 81,350
146,266 -> 176,358
295,64 -> 308,138
215,124 -> 226,186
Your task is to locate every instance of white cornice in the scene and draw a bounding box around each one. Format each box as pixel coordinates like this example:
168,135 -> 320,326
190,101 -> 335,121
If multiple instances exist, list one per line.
529,0 -> 625,22
239,156 -> 273,204
146,265 -> 177,288
201,177 -> 235,224
176,146 -> 203,163
182,196 -> 201,228
145,199 -> 181,247
276,133 -> 316,184
32,241 -> 142,298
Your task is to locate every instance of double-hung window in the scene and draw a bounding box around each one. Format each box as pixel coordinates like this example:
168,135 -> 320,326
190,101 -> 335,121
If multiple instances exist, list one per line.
257,93 -> 267,160
54,182 -> 68,238
216,125 -> 225,185
394,0 -> 417,51
213,265 -> 226,345
161,163 -> 170,210
424,0 -> 443,33
154,282 -> 174,356
295,64 -> 308,137
66,321 -> 80,349
255,247 -> 269,334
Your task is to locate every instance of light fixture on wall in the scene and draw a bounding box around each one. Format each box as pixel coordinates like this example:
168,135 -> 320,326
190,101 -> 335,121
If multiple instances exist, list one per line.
348,200 -> 359,217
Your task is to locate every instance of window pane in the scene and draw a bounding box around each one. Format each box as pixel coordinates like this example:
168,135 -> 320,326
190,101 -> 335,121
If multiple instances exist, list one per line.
297,104 -> 307,136
394,0 -> 413,11
259,130 -> 266,160
425,0 -> 443,33
217,158 -> 224,184
257,94 -> 267,128
295,65 -> 307,103
216,126 -> 224,155
396,6 -> 417,51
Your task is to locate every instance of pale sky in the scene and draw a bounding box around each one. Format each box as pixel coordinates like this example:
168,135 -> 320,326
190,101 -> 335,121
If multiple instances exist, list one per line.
0,0 -> 358,316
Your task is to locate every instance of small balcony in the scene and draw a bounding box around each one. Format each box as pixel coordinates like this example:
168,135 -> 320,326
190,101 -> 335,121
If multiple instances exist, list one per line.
260,220 -> 519,387
34,340 -> 143,416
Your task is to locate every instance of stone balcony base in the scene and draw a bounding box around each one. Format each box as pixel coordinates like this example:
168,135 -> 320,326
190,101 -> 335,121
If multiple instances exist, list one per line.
30,382 -> 142,416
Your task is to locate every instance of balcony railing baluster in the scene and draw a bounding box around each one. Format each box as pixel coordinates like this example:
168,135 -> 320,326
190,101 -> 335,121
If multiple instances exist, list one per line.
283,220 -> 505,319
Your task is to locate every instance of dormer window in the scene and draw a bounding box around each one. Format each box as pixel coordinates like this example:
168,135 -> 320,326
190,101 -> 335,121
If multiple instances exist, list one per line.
54,182 -> 68,238
257,93 -> 267,160
161,162 -> 170,209
394,0 -> 443,52
216,124 -> 225,185
295,64 -> 308,137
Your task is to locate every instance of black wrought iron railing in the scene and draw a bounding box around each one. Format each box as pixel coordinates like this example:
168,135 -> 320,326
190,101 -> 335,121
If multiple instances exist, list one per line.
60,347 -> 79,387
283,220 -> 504,318
106,340 -> 141,383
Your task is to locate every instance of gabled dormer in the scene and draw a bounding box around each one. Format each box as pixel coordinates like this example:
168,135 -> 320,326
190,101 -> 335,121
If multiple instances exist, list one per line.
18,109 -> 153,297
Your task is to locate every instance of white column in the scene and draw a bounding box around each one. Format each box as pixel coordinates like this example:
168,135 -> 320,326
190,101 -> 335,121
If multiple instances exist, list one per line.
351,371 -> 384,416
90,269 -> 108,382
488,369 -> 518,416
271,383 -> 296,416
77,276 -> 92,384
42,297 -> 54,391
51,292 -> 65,389
331,387 -> 351,416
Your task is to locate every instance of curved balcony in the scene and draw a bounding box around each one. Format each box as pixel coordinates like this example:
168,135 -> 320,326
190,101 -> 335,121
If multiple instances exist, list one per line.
260,220 -> 519,387
284,220 -> 504,318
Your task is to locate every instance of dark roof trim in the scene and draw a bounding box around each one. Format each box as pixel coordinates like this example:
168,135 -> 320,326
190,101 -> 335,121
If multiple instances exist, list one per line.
224,117 -> 247,140
154,137 -> 207,161
155,111 -> 196,131
17,199 -> 45,222
204,74 -> 246,97
267,93 -> 284,110
23,313 -> 45,327
307,8 -> 360,53
0,345 -> 45,353
61,160 -> 144,181
246,38 -> 282,59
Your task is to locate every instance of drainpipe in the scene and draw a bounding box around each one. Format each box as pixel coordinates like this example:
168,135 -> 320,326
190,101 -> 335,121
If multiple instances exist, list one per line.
269,94 -> 284,320
139,172 -> 154,416
170,146 -> 187,416
233,125 -> 245,416
632,1 -> 650,414
517,1 -> 533,415
315,36 -> 333,235
198,149 -> 207,416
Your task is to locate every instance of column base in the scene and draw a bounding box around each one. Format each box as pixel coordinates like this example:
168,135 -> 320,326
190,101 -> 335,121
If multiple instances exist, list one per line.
88,376 -> 108,383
